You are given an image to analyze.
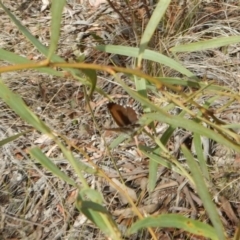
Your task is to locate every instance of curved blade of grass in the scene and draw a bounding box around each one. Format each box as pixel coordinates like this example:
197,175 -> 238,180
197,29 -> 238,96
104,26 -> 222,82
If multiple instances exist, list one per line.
109,134 -> 129,149
144,113 -> 240,152
0,2 -> 95,83
137,0 -> 171,67
223,123 -> 240,129
171,36 -> 240,52
0,48 -> 63,77
193,133 -> 210,181
0,80 -> 52,134
0,80 -> 96,178
59,145 -> 96,188
140,147 -> 182,174
113,75 -> 240,152
182,145 -> 225,240
58,142 -> 97,176
0,129 -> 32,147
84,69 -> 97,98
146,110 -> 188,191
134,77 -> 148,107
96,45 -> 195,77
76,195 -> 122,240
30,147 -> 76,186
0,79 -> 97,180
0,2 -> 55,59
80,188 -> 104,204
47,0 -> 66,59
128,214 -> 218,240
147,126 -> 176,191
156,77 -> 230,91
0,80 -> 97,180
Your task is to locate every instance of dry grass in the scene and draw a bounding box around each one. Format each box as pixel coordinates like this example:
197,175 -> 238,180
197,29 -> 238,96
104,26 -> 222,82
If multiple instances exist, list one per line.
0,0 -> 240,239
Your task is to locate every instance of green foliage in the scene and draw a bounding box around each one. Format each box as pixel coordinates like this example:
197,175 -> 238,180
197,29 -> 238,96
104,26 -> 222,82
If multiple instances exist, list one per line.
1,0 -> 240,239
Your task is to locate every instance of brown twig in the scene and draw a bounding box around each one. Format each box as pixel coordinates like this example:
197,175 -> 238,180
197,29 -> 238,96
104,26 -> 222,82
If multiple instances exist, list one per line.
105,0 -> 131,26
142,0 -> 151,19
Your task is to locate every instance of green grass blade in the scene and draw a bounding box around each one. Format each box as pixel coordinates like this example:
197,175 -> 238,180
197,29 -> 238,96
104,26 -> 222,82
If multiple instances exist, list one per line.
84,69 -> 97,98
182,145 -> 225,240
113,75 -> 240,152
143,112 -> 240,152
48,0 -> 66,59
0,80 -> 52,134
128,214 -> 218,240
147,126 -> 176,191
109,134 -> 129,149
193,133 -> 210,181
0,2 -> 52,57
171,36 -> 240,52
140,147 -> 181,174
156,77 -> 230,91
0,48 -> 63,76
0,2 -> 94,83
137,0 -> 171,66
0,129 -> 32,147
134,77 -> 148,105
146,109 -> 189,191
76,195 -> 122,240
0,80 -> 97,179
80,188 -> 104,204
30,147 -> 76,186
96,45 -> 195,77
58,145 -> 94,188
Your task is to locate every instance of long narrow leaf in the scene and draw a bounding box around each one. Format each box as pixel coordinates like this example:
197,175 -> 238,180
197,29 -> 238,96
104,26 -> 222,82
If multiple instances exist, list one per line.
0,49 -> 63,76
76,195 -> 122,240
171,36 -> 240,52
96,45 -> 195,77
48,0 -> 66,59
0,80 -> 52,134
182,145 -> 225,240
137,0 -> 171,67
193,133 -> 210,180
147,126 -> 176,191
128,214 -> 218,240
0,1 -> 95,84
30,147 -> 76,186
0,129 -> 32,147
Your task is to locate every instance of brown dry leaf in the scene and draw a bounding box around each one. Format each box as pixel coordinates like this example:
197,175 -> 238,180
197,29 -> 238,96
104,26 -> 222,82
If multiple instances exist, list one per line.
34,134 -> 53,145
14,152 -> 24,161
233,154 -> 240,168
113,207 -> 135,218
28,226 -> 43,240
133,177 -> 148,191
56,204 -> 66,218
220,196 -> 239,225
85,101 -> 96,112
113,203 -> 160,219
110,178 -> 137,204
66,189 -> 78,204
139,203 -> 161,215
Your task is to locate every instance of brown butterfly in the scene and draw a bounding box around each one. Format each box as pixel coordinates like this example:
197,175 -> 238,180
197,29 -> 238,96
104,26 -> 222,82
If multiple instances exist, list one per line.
107,102 -> 140,130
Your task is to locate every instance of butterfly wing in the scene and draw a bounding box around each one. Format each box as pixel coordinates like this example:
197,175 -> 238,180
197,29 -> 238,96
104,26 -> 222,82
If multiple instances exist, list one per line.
126,106 -> 138,124
107,102 -> 138,127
